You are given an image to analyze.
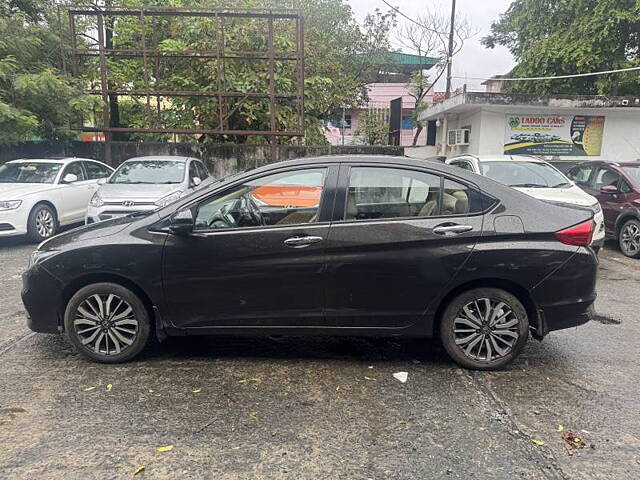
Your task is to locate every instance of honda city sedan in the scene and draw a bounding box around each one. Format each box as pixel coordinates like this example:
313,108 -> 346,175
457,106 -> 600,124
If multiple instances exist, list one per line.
22,156 -> 598,370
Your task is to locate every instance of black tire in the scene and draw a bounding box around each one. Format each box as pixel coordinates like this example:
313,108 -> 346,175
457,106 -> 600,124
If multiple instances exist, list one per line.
64,283 -> 151,363
440,288 -> 529,370
618,219 -> 640,258
27,203 -> 58,243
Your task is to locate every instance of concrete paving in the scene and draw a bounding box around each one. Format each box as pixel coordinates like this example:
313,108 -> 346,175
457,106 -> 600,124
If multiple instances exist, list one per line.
0,237 -> 638,479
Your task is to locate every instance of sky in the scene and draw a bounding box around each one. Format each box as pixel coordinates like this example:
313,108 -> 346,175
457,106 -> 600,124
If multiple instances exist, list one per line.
347,0 -> 516,92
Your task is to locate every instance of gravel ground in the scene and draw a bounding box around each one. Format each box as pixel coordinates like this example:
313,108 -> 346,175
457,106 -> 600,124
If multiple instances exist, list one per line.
0,237 -> 639,479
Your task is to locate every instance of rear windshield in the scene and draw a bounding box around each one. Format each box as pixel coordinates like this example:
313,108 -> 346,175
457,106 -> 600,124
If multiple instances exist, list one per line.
110,160 -> 186,184
0,162 -> 62,184
622,166 -> 640,185
480,161 -> 571,188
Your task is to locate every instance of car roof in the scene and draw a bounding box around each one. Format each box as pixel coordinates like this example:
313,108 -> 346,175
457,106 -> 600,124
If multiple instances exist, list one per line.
578,160 -> 640,168
124,156 -> 194,162
450,155 -> 546,163
7,157 -> 98,164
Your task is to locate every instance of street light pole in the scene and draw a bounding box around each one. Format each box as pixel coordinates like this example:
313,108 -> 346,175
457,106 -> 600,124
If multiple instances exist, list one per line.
445,0 -> 456,99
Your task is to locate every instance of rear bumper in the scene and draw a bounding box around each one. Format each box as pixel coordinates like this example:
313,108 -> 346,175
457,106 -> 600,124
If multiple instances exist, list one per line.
531,247 -> 597,335
22,264 -> 63,333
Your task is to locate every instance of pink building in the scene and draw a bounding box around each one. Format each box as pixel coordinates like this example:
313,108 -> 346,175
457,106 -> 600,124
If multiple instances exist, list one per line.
326,83 -> 432,146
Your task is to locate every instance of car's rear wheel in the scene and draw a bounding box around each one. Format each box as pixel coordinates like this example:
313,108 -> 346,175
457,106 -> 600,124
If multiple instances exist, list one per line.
440,288 -> 529,370
64,283 -> 150,363
618,219 -> 640,258
27,203 -> 58,243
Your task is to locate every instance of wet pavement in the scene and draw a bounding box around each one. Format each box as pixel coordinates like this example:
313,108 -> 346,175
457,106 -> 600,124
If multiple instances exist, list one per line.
0,237 -> 639,479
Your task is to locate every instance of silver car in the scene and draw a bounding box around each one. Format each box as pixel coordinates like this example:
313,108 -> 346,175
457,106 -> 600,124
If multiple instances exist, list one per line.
86,156 -> 211,224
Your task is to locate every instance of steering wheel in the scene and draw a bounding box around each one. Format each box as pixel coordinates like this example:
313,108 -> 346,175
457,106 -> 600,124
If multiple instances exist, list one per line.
242,192 -> 265,226
207,202 -> 234,229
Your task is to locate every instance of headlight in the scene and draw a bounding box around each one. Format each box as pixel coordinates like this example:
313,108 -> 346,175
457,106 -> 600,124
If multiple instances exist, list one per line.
155,191 -> 183,208
28,249 -> 59,268
0,200 -> 22,210
591,202 -> 602,214
90,192 -> 104,207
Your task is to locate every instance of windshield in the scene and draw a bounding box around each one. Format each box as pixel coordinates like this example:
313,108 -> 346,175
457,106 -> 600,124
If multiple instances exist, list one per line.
0,162 -> 62,184
622,166 -> 640,186
480,161 -> 571,188
110,160 -> 186,184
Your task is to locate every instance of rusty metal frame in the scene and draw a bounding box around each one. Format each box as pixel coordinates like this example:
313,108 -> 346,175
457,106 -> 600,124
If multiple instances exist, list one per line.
65,6 -> 305,163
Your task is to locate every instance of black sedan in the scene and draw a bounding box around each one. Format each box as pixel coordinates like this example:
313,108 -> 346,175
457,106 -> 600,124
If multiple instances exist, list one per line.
22,156 -> 598,370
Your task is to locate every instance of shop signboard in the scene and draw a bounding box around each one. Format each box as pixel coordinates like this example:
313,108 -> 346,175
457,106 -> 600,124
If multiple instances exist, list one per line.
504,114 -> 605,156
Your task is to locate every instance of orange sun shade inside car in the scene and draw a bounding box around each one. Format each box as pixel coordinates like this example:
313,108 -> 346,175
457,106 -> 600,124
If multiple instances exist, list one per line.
252,185 -> 322,207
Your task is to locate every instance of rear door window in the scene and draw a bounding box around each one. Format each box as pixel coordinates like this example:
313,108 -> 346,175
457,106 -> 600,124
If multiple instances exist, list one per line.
345,167 -> 442,220
568,165 -> 594,187
443,178 -> 491,215
83,161 -> 112,180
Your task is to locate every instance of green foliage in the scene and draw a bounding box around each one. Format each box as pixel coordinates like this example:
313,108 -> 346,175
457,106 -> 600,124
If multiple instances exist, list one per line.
483,0 -> 640,95
354,109 -> 389,146
0,3 -> 98,144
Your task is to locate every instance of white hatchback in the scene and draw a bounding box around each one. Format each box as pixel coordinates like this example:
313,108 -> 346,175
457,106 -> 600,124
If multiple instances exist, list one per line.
0,157 -> 113,242
445,155 -> 605,249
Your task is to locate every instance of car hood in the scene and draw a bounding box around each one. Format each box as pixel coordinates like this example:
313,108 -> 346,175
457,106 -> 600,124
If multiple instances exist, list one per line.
98,183 -> 182,201
38,214 -> 149,251
514,185 -> 597,207
0,183 -> 58,199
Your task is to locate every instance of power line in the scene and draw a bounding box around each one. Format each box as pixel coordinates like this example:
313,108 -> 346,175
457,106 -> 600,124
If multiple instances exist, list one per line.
453,65 -> 640,82
380,0 -> 449,36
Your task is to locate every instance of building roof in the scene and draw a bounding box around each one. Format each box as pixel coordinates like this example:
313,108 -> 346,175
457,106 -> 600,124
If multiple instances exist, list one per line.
419,92 -> 640,121
387,52 -> 439,68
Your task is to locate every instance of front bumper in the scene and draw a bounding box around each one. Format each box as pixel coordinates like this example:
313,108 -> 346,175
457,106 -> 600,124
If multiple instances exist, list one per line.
86,203 -> 158,224
592,210 -> 605,245
0,207 -> 28,237
22,263 -> 64,333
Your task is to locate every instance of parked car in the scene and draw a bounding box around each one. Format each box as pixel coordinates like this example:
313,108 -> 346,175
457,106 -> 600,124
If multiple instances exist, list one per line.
446,155 -> 605,250
86,156 -> 211,224
23,156 -> 597,370
567,160 -> 640,257
0,157 -> 113,242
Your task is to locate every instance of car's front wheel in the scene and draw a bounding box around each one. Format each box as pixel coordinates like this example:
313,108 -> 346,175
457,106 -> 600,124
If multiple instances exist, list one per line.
618,219 -> 640,258
440,288 -> 529,370
64,283 -> 151,363
27,203 -> 58,243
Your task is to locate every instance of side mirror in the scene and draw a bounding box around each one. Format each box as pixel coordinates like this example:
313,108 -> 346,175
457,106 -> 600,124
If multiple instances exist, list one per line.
191,176 -> 202,187
600,184 -> 618,194
169,208 -> 194,235
62,173 -> 78,184
97,177 -> 107,185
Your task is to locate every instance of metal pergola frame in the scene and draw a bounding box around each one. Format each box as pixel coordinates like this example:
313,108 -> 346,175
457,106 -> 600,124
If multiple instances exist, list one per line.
64,6 -> 305,163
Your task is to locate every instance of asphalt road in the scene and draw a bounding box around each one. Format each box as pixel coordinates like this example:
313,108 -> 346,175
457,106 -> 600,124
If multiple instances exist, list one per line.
0,237 -> 639,479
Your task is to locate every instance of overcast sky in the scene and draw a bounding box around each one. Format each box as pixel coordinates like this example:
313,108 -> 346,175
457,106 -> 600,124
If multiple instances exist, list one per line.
348,0 -> 516,91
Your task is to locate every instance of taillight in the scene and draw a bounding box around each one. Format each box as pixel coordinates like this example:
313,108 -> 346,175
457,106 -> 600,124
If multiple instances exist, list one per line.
555,220 -> 594,246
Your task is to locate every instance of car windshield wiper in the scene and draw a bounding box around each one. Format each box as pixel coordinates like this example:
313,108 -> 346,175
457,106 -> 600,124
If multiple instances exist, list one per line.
510,183 -> 547,188
551,182 -> 571,188
160,181 -> 181,184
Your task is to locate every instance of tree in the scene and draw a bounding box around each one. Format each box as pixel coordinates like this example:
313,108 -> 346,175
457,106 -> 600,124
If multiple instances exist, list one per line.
396,8 -> 475,145
354,108 -> 389,145
482,0 -> 640,95
0,1 -> 98,145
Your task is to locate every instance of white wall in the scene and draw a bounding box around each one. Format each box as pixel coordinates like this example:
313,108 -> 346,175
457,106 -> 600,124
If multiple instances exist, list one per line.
437,107 -> 640,160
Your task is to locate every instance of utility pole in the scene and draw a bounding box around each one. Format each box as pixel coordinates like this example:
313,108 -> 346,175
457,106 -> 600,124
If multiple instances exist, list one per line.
445,0 -> 456,99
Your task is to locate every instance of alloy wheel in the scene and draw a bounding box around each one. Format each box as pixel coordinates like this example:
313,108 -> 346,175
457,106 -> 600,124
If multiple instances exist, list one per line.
620,223 -> 640,256
73,294 -> 139,356
36,209 -> 55,238
453,298 -> 520,363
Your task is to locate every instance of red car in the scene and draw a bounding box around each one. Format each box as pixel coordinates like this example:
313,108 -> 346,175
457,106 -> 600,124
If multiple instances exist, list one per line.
567,161 -> 640,257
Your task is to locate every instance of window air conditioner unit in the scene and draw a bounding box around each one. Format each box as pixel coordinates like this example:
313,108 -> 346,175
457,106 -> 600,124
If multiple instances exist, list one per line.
447,128 -> 470,146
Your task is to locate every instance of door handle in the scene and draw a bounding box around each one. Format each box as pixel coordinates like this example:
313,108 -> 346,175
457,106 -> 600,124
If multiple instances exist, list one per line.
284,235 -> 323,248
433,224 -> 473,235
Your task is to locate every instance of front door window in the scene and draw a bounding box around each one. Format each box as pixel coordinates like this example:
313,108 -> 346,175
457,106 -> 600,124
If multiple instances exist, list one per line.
195,168 -> 327,230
